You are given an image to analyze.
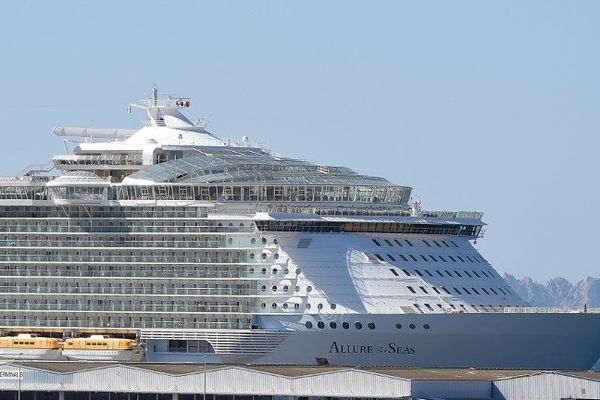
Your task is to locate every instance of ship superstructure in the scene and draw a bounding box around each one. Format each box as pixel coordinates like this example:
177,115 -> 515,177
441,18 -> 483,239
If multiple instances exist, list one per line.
0,86 -> 598,368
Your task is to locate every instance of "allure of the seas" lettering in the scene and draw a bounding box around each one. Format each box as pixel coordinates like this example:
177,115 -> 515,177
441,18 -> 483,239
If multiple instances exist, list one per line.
328,341 -> 415,355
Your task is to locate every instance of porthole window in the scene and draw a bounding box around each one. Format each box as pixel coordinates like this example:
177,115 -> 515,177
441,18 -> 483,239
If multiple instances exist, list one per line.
306,304 -> 311,309
239,223 -> 245,227
330,304 -> 337,310
305,321 -> 313,329
342,322 -> 350,329
283,286 -> 289,292
273,238 -> 279,244
261,285 -> 266,291
228,238 -> 233,244
261,238 -> 267,244
261,303 -> 266,308
330,321 -> 337,329
261,268 -> 267,274
355,322 -> 363,330
272,268 -> 278,274
283,303 -> 289,309
368,322 -> 375,330
295,285 -> 300,292
274,253 -> 279,259
294,303 -> 300,310
262,253 -> 267,260
271,285 -> 277,292
296,269 -> 302,275
317,321 -> 325,329
251,238 -> 256,244
284,268 -> 289,274
395,323 -> 402,329
271,303 -> 277,309
249,268 -> 254,274
307,286 -> 313,292
317,304 -> 323,310
250,253 -> 255,259
409,323 -> 416,329
423,324 -> 430,330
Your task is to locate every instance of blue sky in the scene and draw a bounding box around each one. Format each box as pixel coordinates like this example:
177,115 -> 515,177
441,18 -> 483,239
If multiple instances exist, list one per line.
1,1 -> 599,282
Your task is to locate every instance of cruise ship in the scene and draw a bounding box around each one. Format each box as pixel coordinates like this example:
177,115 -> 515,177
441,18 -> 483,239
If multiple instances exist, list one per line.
0,86 -> 599,369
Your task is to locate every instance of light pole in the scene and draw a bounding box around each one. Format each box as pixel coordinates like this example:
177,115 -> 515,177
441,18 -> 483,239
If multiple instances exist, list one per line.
203,354 -> 207,400
17,353 -> 23,400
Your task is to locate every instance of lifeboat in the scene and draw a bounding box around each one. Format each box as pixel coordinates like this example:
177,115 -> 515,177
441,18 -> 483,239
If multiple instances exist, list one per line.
0,334 -> 62,360
62,335 -> 143,362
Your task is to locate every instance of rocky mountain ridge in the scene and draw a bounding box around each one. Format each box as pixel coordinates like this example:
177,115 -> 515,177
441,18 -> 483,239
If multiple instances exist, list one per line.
504,274 -> 600,308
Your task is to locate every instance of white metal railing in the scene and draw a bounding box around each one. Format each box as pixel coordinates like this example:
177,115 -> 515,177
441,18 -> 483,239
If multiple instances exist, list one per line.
503,306 -> 600,313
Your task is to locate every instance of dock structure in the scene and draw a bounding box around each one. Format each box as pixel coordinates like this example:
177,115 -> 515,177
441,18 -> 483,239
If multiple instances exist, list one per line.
0,362 -> 598,400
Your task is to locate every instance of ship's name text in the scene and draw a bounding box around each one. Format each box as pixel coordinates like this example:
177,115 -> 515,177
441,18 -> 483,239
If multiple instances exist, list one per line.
328,342 -> 415,355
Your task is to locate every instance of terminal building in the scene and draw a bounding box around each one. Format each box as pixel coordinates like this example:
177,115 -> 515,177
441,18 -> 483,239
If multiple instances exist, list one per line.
0,362 -> 598,400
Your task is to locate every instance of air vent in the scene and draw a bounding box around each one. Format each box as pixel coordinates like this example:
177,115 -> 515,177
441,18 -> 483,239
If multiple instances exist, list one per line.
297,239 -> 312,248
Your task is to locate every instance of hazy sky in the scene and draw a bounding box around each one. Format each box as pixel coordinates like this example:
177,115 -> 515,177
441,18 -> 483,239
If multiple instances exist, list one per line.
1,1 -> 599,282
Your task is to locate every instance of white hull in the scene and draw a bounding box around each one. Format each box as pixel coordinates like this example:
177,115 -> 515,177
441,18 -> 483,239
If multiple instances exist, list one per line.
62,349 -> 144,362
0,348 -> 63,361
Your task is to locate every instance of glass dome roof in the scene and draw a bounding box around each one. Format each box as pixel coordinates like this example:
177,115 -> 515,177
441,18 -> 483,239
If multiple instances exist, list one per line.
126,150 -> 401,187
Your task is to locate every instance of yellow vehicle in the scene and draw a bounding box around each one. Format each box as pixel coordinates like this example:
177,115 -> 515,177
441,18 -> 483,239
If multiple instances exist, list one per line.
0,334 -> 62,360
62,335 -> 143,361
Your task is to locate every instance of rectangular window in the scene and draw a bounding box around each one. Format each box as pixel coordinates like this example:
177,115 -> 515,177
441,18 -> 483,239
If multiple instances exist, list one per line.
384,239 -> 393,247
387,254 -> 396,261
432,287 -> 441,294
454,271 -> 462,278
453,288 -> 462,295
372,239 -> 381,247
402,269 -> 411,276
456,256 -> 465,262
429,255 -> 437,262
422,240 -> 431,247
407,286 -> 417,294
472,270 -> 480,278
481,270 -> 489,278
425,303 -> 434,311
436,270 -> 444,277
432,240 -> 442,247
405,239 -> 414,247
466,255 -> 474,263
420,286 -> 429,294
399,254 -> 409,262
498,288 -> 506,295
390,269 -> 399,277
394,239 -> 403,247
505,288 -> 512,295
448,256 -> 456,262
375,254 -> 385,261
425,270 -> 433,277
481,288 -> 490,295
489,288 -> 498,295
441,240 -> 450,248
420,255 -> 429,261
442,287 -> 451,294
409,255 -> 418,262
464,270 -> 472,278
414,269 -> 423,277
463,288 -> 471,295
438,255 -> 447,262
445,270 -> 453,277
450,240 -> 459,247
